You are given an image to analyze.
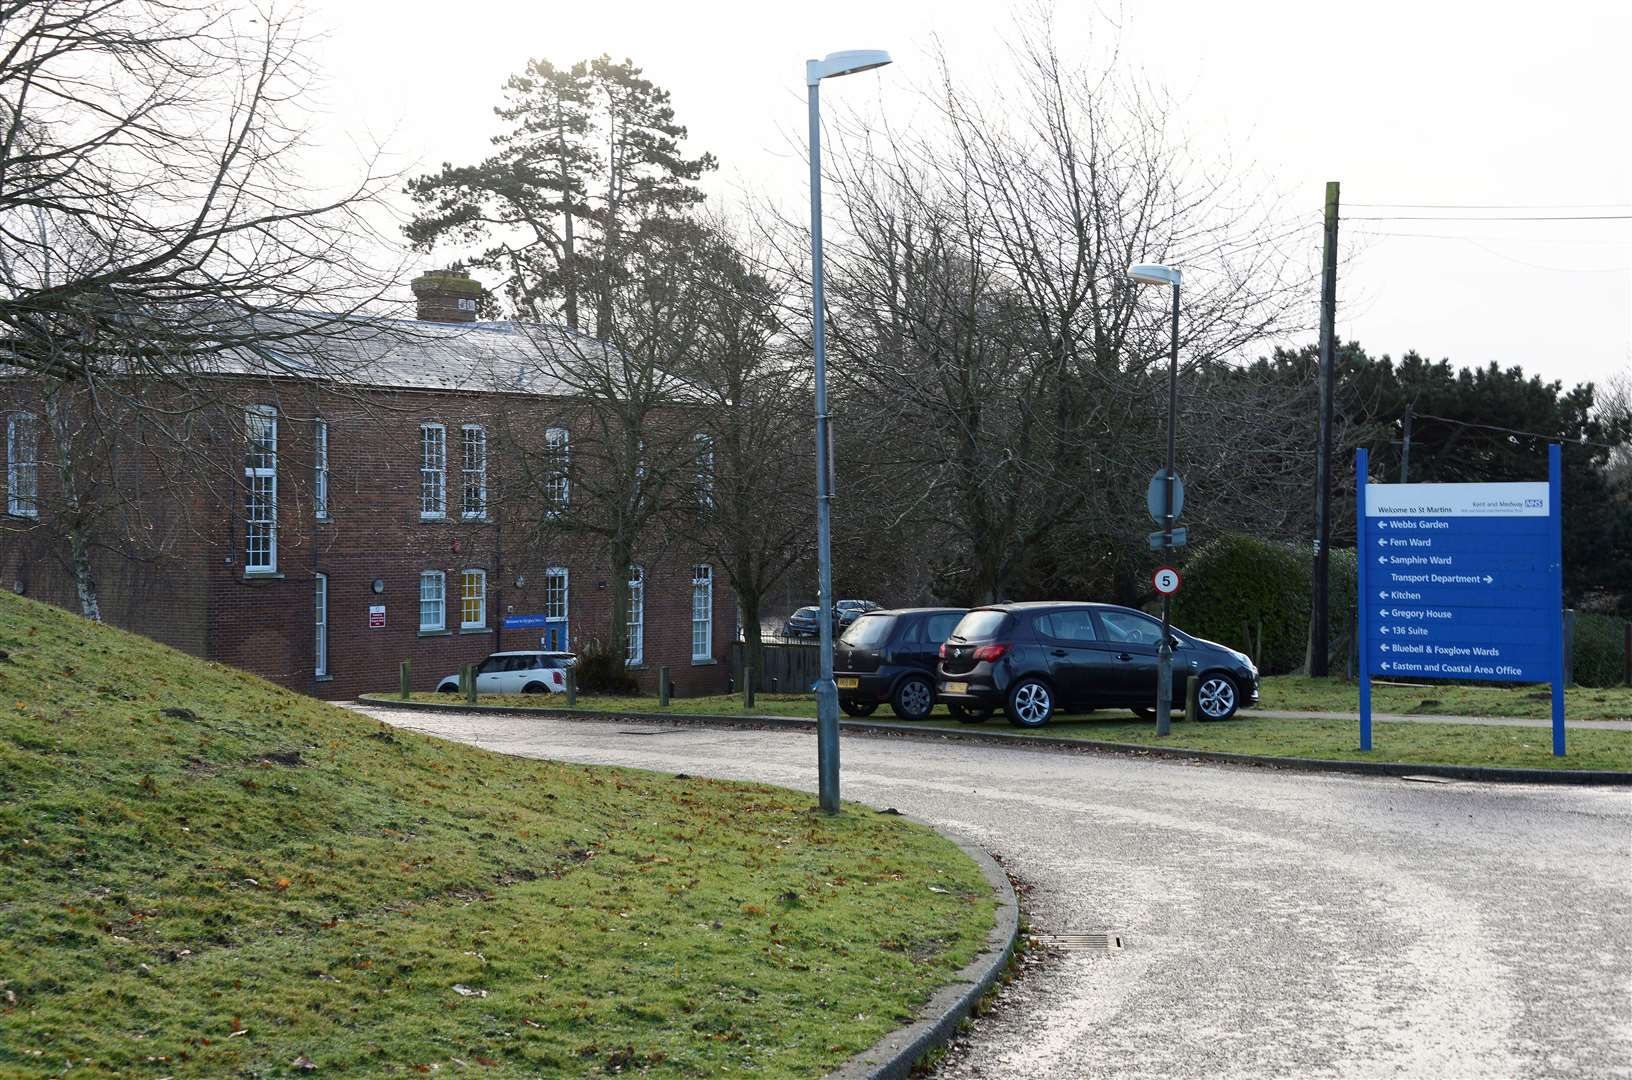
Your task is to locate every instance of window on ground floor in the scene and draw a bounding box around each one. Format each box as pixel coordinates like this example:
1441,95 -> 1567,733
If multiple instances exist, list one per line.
626,566 -> 644,666
691,564 -> 713,661
419,570 -> 446,631
460,568 -> 486,629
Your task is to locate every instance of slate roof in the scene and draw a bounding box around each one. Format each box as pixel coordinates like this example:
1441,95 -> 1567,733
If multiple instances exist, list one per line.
223,317 -> 595,397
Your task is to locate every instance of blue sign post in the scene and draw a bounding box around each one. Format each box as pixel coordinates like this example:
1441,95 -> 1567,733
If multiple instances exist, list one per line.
1355,444 -> 1565,755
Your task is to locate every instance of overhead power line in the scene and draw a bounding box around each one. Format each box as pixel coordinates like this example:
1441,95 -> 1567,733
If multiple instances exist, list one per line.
1347,214 -> 1632,222
1349,202 -> 1632,210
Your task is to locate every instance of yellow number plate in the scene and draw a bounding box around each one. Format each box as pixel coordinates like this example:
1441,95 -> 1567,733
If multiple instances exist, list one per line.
836,677 -> 859,689
944,681 -> 968,694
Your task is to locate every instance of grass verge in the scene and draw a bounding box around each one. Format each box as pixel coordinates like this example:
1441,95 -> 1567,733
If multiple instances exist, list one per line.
0,592 -> 996,1078
370,688 -> 1632,772
1258,676 -> 1632,721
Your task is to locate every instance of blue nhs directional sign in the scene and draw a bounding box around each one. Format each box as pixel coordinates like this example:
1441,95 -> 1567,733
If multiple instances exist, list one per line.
1355,444 -> 1565,755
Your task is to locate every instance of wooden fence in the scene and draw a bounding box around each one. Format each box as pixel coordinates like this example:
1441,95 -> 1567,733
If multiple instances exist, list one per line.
731,641 -> 822,694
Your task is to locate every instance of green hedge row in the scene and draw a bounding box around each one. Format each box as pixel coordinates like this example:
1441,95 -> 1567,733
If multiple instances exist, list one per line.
1168,534 -> 1356,676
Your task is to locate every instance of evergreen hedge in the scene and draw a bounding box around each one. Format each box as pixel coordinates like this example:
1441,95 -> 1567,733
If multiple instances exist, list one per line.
1575,613 -> 1629,688
1168,533 -> 1357,676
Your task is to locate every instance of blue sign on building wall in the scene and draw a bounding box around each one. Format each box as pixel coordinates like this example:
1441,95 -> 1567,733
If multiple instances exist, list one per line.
1355,444 -> 1565,755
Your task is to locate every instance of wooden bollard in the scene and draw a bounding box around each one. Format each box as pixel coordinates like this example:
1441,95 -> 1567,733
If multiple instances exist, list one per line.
658,666 -> 670,707
1185,675 -> 1199,723
400,660 -> 411,700
565,667 -> 577,706
744,665 -> 755,709
462,663 -> 477,704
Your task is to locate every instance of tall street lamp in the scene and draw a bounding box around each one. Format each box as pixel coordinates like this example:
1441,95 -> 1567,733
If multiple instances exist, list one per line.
1127,262 -> 1181,737
808,48 -> 891,813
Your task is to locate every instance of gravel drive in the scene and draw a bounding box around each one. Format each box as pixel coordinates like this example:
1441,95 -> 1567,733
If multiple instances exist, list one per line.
353,704 -> 1632,1079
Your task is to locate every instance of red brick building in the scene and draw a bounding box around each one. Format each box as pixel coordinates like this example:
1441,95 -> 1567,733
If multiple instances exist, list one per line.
0,277 -> 736,700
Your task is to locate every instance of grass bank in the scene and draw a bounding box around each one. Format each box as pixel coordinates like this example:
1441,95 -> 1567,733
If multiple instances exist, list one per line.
0,593 -> 996,1078
371,686 -> 1632,772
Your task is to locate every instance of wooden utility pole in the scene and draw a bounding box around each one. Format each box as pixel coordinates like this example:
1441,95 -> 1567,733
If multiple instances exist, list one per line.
1310,181 -> 1340,677
1400,402 -> 1414,483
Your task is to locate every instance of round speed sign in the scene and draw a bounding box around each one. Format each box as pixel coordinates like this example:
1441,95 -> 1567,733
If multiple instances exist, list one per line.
1152,566 -> 1182,596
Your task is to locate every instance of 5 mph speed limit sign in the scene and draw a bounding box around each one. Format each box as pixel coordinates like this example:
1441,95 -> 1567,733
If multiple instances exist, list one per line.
1152,566 -> 1182,595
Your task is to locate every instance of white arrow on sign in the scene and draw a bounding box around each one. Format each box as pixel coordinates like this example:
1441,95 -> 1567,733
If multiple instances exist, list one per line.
1379,608 -> 1388,617
1381,662 -> 1392,670
1378,538 -> 1387,547
1380,626 -> 1391,634
1483,575 -> 1494,584
1379,643 -> 1389,652
1378,591 -> 1388,599
1378,556 -> 1387,564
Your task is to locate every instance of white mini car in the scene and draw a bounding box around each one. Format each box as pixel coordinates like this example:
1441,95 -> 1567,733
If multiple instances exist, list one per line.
438,651 -> 576,695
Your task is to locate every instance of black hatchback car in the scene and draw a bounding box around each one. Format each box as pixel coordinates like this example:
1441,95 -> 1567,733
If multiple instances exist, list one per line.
835,607 -> 981,721
936,602 -> 1259,727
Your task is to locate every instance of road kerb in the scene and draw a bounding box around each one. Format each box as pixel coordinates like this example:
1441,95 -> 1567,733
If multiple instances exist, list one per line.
354,696 -> 1632,786
825,827 -> 1019,1080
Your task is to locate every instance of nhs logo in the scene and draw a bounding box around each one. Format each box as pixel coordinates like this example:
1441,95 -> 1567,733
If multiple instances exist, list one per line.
1525,498 -> 1543,509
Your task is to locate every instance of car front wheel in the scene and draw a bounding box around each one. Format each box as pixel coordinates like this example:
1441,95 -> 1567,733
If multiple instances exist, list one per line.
840,699 -> 877,717
1006,678 -> 1054,728
891,676 -> 934,720
437,683 -> 458,694
1196,674 -> 1239,721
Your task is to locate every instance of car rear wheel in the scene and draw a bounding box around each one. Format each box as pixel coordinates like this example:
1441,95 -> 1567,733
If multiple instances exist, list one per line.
840,699 -> 877,717
521,682 -> 548,694
1006,678 -> 1054,728
1196,674 -> 1239,721
948,702 -> 993,723
891,676 -> 935,720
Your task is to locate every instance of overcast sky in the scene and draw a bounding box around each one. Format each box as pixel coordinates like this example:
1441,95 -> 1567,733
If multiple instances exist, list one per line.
304,0 -> 1630,392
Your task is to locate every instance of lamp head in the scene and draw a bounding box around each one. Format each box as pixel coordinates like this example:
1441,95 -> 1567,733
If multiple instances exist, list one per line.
1127,263 -> 1181,286
807,49 -> 892,86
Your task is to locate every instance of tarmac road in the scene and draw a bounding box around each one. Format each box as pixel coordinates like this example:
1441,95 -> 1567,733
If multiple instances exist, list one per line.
353,704 -> 1632,1079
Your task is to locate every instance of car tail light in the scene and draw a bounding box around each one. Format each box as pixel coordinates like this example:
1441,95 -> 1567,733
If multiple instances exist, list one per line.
938,642 -> 947,659
972,643 -> 1010,662
552,671 -> 563,686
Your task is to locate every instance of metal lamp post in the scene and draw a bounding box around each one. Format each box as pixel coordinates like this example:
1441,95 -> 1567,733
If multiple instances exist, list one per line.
807,48 -> 891,813
1127,263 -> 1182,737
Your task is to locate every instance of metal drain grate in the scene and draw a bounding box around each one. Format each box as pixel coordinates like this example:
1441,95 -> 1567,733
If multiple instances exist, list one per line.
1037,932 -> 1123,952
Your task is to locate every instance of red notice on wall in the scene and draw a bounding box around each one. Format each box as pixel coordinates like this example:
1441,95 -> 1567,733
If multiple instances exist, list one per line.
368,605 -> 386,629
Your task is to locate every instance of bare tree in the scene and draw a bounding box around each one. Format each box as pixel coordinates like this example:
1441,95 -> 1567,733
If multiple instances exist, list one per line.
671,223 -> 814,681
0,0 -> 403,618
498,225 -> 713,662
806,14 -> 1312,605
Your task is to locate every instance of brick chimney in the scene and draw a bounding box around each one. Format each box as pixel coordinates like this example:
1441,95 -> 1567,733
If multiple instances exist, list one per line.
411,269 -> 482,323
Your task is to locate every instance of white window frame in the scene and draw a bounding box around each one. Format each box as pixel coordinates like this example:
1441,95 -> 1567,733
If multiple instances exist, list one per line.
419,570 -> 446,632
419,423 -> 446,519
245,405 -> 278,572
314,573 -> 329,677
314,419 -> 329,520
544,565 -> 569,621
626,565 -> 644,666
694,433 -> 715,511
544,426 -> 570,515
461,424 -> 487,519
7,412 -> 39,518
460,568 -> 487,630
691,564 -> 713,662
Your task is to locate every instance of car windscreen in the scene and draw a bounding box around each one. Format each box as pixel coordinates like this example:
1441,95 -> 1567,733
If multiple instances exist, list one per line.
949,610 -> 1007,641
839,614 -> 896,648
